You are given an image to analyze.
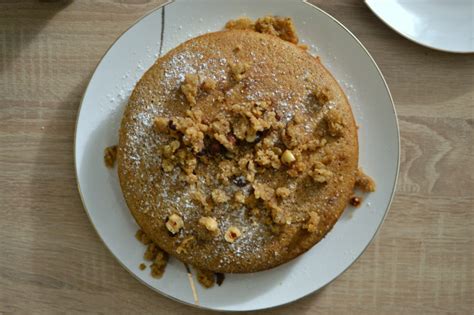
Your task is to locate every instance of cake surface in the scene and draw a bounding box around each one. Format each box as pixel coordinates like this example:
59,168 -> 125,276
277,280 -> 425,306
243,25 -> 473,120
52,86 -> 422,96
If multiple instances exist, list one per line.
117,28 -> 358,273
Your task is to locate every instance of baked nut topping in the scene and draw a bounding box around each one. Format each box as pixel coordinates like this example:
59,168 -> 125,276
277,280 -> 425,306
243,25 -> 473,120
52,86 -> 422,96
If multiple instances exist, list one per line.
199,216 -> 219,233
165,214 -> 184,234
224,226 -> 241,243
281,149 -> 296,164
118,15 -> 376,275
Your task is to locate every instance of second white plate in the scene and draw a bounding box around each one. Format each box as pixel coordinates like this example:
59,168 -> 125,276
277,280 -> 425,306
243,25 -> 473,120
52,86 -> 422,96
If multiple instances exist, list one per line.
366,0 -> 474,53
75,0 -> 399,311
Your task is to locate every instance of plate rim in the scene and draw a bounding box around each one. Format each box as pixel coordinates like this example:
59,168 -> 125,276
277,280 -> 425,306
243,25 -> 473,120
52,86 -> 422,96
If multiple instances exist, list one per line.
74,0 -> 401,311
365,0 -> 474,54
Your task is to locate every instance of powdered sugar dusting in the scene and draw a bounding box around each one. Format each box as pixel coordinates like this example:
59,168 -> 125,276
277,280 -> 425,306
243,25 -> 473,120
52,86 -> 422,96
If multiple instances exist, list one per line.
119,30 -> 352,271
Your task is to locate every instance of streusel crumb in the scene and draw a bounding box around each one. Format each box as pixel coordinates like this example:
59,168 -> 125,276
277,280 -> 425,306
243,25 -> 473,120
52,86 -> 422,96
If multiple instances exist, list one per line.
197,269 -> 215,288
181,73 -> 199,105
104,145 -> 117,168
355,168 -> 376,192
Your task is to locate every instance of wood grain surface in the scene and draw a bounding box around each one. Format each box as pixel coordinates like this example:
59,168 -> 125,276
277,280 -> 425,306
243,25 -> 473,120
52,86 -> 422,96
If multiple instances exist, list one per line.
0,0 -> 473,313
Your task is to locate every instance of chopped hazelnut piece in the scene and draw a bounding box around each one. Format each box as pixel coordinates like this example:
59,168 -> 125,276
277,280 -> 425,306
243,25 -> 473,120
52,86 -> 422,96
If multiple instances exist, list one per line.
224,226 -> 241,243
281,149 -> 296,164
198,216 -> 219,233
165,214 -> 184,234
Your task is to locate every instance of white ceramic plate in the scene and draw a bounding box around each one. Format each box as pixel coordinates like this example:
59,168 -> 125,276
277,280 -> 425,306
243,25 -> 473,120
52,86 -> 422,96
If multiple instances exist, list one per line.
366,0 -> 474,53
75,0 -> 399,311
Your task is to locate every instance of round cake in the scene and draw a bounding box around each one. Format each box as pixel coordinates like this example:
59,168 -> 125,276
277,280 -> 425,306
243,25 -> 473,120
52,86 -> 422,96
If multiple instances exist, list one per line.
117,27 -> 358,273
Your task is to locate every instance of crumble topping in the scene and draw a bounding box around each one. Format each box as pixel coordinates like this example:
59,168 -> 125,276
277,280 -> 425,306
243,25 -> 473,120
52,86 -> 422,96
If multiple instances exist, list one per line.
197,269 -> 215,288
226,16 -> 299,44
355,168 -> 376,192
104,145 -> 117,168
117,15 -> 377,277
224,226 -> 242,243
181,73 -> 199,105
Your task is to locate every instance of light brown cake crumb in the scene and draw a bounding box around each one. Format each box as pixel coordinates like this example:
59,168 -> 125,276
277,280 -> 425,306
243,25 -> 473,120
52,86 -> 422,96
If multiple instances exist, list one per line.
355,168 -> 376,192
276,187 -> 291,198
150,249 -> 169,278
201,77 -> 217,92
225,17 -> 255,31
309,162 -> 333,183
229,61 -> 250,81
104,145 -> 117,168
326,109 -> 344,137
234,191 -> 246,204
181,73 -> 199,105
135,229 -> 152,245
154,117 -> 169,132
143,242 -> 162,261
313,86 -> 332,105
304,211 -> 320,233
135,230 -> 168,278
270,204 -> 287,225
199,216 -> 219,233
197,269 -> 215,288
226,16 -> 299,44
253,182 -> 275,201
255,16 -> 299,44
211,189 -> 230,203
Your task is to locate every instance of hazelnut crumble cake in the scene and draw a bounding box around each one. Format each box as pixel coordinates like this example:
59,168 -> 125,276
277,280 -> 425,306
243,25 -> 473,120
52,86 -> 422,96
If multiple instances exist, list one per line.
115,16 -> 374,274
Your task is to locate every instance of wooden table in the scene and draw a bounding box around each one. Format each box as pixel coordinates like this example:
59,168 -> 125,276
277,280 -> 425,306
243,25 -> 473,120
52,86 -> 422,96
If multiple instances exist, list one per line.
1,0 -> 473,313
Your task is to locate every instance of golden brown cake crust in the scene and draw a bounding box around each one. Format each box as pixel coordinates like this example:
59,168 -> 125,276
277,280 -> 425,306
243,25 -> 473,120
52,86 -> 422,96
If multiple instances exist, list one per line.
117,29 -> 358,273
